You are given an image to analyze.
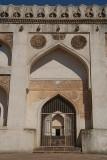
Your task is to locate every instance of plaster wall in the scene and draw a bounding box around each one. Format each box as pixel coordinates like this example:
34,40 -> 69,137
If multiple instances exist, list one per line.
90,26 -> 107,129
7,32 -> 27,128
82,129 -> 107,154
0,129 -> 35,153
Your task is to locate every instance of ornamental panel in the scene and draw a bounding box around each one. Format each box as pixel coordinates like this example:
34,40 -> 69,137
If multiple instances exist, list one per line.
71,35 -> 87,50
30,35 -> 47,49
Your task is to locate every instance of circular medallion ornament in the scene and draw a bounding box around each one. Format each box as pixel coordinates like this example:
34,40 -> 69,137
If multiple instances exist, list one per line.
71,35 -> 87,50
30,35 -> 46,49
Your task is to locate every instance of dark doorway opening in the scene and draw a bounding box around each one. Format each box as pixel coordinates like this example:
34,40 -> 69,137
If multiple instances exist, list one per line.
56,129 -> 60,136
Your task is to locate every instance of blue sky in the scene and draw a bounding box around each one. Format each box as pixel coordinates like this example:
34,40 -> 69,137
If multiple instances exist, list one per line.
0,0 -> 107,6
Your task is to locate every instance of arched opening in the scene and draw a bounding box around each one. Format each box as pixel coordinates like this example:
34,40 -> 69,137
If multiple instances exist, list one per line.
30,48 -> 88,81
41,95 -> 76,146
52,114 -> 64,136
0,87 -> 8,126
27,46 -> 92,147
0,41 -> 11,67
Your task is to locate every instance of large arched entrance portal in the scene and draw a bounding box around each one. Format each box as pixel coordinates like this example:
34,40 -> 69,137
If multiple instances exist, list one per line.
41,95 -> 76,147
27,46 -> 92,148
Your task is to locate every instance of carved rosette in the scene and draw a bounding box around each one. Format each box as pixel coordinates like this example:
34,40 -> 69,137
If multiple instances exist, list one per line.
0,33 -> 13,48
52,34 -> 66,40
30,35 -> 47,49
71,35 -> 87,50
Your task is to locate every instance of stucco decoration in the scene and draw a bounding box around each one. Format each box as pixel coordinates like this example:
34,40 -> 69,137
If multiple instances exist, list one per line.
0,33 -> 13,48
13,12 -> 20,17
85,8 -> 94,17
98,8 -> 106,18
28,80 -> 91,119
0,11 -> 8,17
49,12 -> 57,18
1,76 -> 9,84
0,76 -> 10,93
38,91 -> 47,99
69,91 -> 78,100
73,8 -> 81,18
30,35 -> 47,49
71,35 -> 87,50
52,34 -> 66,40
25,12 -> 33,18
30,80 -> 88,91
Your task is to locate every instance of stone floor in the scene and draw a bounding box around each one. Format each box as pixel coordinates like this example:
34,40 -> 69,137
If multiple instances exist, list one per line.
0,153 -> 107,160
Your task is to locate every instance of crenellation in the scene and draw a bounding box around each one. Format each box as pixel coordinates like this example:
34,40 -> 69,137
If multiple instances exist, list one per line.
0,5 -> 107,20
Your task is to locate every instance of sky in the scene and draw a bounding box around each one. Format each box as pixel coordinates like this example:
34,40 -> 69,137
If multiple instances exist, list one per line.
0,0 -> 107,6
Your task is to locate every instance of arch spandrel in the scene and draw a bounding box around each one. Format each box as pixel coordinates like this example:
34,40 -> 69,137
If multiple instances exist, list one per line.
0,40 -> 12,67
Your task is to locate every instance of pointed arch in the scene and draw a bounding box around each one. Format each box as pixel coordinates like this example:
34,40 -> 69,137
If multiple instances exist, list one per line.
41,94 -> 76,146
0,86 -> 8,126
42,94 -> 76,114
28,43 -> 90,88
0,39 -> 12,67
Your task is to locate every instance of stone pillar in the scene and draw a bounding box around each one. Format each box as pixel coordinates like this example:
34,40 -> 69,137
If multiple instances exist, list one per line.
91,25 -> 107,129
82,24 -> 107,154
7,32 -> 27,128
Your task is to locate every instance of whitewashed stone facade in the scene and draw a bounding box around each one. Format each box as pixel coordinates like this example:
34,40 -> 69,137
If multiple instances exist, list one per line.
0,4 -> 107,154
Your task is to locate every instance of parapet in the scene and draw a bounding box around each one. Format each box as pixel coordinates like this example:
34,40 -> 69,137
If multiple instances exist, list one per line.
0,4 -> 107,24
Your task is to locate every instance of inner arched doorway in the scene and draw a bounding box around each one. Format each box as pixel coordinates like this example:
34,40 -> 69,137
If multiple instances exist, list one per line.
41,95 -> 76,146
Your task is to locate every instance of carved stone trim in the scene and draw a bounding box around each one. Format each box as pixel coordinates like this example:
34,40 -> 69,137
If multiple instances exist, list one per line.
71,35 -> 87,50
0,19 -> 107,24
38,91 -> 47,99
30,35 -> 47,49
1,76 -> 9,84
52,34 -> 66,40
29,80 -> 88,91
69,91 -> 78,100
0,33 -> 13,48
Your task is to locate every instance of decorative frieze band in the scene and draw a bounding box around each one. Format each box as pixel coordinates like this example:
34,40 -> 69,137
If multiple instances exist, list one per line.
0,18 -> 107,24
0,5 -> 107,24
29,80 -> 88,91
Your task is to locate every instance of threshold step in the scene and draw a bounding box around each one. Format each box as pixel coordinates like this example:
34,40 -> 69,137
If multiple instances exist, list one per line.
33,147 -> 81,153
